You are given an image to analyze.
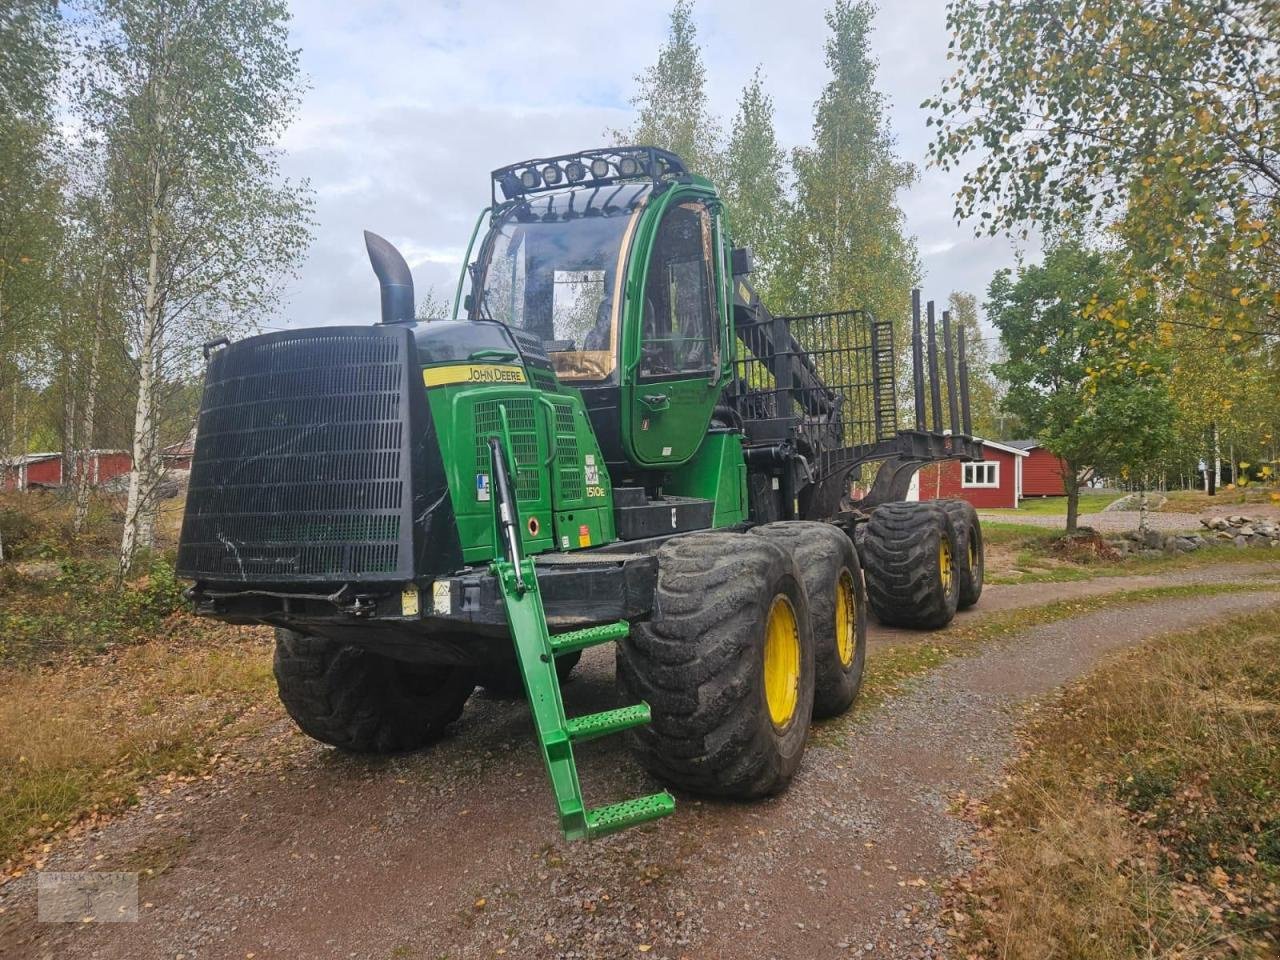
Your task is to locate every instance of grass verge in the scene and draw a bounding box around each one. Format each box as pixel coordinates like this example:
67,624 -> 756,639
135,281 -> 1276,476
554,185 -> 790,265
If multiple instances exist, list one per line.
0,618 -> 276,872
946,608 -> 1280,959
985,492 -> 1122,517
813,581 -> 1280,745
988,543 -> 1280,586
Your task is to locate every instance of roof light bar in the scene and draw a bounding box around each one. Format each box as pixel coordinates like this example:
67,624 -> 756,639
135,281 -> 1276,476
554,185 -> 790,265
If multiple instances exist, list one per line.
489,146 -> 689,209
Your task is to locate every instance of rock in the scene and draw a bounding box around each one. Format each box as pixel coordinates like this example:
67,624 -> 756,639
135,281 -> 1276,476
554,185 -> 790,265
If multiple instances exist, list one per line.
1142,528 -> 1166,550
14,559 -> 61,580
1104,492 -> 1167,512
1215,530 -> 1234,540
1173,537 -> 1198,552
1238,525 -> 1255,537
1139,549 -> 1164,559
1234,535 -> 1248,548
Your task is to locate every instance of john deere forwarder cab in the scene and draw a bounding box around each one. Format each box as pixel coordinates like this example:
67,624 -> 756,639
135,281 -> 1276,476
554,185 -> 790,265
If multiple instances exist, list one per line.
177,147 -> 985,841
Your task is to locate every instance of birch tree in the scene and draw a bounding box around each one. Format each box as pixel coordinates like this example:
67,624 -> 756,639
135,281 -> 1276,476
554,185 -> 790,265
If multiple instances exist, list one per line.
723,68 -> 788,297
0,1 -> 63,459
613,0 -> 722,178
773,0 -> 919,323
81,0 -> 313,575
926,0 -> 1279,345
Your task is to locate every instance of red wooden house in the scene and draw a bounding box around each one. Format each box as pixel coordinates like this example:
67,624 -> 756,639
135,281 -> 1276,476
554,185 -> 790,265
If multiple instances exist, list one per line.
910,438 -> 1030,509
1005,440 -> 1070,497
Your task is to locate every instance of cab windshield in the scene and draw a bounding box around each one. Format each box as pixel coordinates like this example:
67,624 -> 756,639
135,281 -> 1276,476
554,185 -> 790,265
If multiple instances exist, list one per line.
474,184 -> 648,381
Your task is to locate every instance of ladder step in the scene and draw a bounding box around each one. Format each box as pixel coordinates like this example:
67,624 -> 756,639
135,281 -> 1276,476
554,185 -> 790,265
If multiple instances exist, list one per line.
585,791 -> 676,839
549,620 -> 629,655
566,703 -> 651,744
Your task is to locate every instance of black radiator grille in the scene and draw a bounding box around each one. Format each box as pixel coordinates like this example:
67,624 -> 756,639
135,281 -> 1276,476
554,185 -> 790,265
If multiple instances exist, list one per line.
177,327 -> 418,582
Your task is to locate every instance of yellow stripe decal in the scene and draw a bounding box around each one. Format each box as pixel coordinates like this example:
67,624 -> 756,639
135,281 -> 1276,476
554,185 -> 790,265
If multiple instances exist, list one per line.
422,364 -> 527,388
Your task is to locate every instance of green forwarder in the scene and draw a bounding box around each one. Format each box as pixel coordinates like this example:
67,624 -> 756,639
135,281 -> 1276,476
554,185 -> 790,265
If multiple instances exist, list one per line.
177,146 -> 987,840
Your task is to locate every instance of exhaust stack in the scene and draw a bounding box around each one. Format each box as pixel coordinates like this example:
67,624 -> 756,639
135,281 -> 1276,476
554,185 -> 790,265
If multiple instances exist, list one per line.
363,230 -> 415,324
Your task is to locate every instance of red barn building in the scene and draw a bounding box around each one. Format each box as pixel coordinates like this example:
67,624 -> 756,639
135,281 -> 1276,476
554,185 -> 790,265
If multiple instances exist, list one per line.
1,453 -> 63,491
1,450 -> 132,491
1006,440 -> 1071,497
909,439 -> 1029,509
78,450 -> 133,487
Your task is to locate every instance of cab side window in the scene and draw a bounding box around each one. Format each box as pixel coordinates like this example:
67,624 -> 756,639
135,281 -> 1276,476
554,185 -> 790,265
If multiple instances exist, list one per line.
640,202 -> 717,378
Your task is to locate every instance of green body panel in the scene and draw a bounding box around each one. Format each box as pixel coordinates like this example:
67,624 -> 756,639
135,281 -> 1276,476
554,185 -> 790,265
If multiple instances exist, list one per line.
665,432 -> 748,527
618,179 -> 735,468
423,365 -> 614,565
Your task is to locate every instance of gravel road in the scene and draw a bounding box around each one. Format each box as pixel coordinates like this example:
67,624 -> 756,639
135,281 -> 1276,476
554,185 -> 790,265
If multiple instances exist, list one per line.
3,584 -> 1279,960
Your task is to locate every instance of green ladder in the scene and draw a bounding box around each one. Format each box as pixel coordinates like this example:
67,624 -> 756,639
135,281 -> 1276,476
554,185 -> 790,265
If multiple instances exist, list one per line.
485,429 -> 674,841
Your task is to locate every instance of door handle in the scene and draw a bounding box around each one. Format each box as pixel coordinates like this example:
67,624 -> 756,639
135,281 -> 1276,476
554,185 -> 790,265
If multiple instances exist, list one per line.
537,395 -> 559,467
640,394 -> 670,412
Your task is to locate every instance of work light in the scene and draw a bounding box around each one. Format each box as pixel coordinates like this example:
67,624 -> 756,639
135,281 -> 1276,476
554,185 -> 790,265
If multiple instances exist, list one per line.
499,172 -> 523,199
565,160 -> 587,183
590,158 -> 610,178
519,168 -> 541,190
618,156 -> 640,177
542,164 -> 563,187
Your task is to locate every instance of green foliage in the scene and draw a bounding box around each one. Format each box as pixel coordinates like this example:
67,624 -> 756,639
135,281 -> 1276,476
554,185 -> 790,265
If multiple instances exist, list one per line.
86,0 -> 315,373
926,0 -> 1279,342
722,68 -> 787,296
0,1 -> 65,457
613,0 -> 721,178
990,243 -> 1175,527
772,0 -> 919,328
0,554 -> 187,665
619,1 -> 918,337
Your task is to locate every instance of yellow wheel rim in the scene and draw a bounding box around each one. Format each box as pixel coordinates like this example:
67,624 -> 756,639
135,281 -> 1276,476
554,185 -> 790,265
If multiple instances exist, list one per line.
763,595 -> 801,728
940,539 -> 955,595
835,569 -> 856,667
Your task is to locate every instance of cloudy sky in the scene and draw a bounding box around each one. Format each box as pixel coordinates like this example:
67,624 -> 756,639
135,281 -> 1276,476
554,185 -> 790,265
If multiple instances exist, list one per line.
276,0 -> 1037,329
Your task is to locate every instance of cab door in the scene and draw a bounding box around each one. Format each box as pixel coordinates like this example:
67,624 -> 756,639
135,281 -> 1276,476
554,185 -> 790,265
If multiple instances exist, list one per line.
623,198 -> 726,467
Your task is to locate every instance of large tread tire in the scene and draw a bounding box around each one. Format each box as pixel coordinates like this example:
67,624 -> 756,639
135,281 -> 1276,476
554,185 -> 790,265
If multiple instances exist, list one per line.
749,521 -> 867,719
478,650 -> 582,699
273,630 -> 475,753
617,531 -> 815,799
937,499 -> 984,609
861,502 -> 961,629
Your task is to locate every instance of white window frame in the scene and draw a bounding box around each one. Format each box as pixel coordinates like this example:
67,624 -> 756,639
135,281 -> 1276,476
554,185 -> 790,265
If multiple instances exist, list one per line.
962,461 -> 1001,489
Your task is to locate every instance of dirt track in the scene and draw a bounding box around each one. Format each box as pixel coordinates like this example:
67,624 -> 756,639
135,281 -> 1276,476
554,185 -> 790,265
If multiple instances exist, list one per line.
3,576 -> 1279,960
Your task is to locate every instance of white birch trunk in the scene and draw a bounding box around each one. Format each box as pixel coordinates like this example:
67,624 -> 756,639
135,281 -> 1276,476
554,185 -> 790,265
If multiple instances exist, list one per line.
73,286 -> 104,534
120,163 -> 166,578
